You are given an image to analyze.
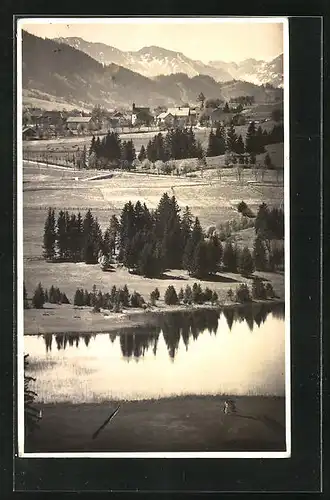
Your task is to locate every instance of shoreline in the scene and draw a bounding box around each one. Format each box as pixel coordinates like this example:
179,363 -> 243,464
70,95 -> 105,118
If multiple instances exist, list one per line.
24,298 -> 284,336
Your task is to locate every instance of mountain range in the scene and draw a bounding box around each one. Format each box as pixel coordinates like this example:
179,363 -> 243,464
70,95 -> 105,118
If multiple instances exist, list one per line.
22,31 -> 283,111
54,36 -> 283,88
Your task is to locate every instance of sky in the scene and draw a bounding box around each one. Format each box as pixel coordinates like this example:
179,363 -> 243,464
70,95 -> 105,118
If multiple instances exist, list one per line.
20,18 -> 284,63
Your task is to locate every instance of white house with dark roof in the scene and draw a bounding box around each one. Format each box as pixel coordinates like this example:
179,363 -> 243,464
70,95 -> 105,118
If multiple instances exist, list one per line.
156,107 -> 197,128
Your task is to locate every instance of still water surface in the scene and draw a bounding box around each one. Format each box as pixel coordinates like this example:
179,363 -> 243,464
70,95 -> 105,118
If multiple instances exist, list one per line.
25,304 -> 285,403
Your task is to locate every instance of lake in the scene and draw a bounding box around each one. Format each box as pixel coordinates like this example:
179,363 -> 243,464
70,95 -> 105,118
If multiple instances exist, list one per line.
24,303 -> 285,403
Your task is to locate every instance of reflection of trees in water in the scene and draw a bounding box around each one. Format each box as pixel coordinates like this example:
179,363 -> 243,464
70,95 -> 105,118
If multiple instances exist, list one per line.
53,333 -> 80,351
119,327 -> 161,361
83,334 -> 91,347
161,310 -> 219,360
223,309 -> 234,331
43,333 -> 53,352
109,332 -> 117,344
42,303 -> 284,356
223,303 -> 284,332
271,302 -> 285,320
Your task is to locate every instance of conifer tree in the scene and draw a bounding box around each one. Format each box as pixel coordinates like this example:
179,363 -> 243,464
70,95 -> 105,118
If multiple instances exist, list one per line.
192,240 -> 208,278
192,282 -> 203,303
164,285 -> 178,305
207,129 -> 216,157
43,207 -> 56,260
235,135 -> 245,154
32,283 -> 45,309
223,241 -> 238,272
207,234 -> 223,274
56,210 -> 68,260
214,125 -> 226,155
226,124 -> 238,153
184,285 -> 193,304
83,209 -> 97,263
245,121 -> 257,153
138,145 -> 147,162
74,288 -> 84,306
238,246 -> 255,276
253,236 -> 268,271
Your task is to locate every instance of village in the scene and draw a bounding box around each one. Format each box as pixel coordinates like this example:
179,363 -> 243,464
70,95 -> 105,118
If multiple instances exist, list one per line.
22,96 -> 271,141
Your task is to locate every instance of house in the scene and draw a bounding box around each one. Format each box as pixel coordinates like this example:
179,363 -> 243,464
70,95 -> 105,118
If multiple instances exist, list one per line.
157,107 -> 197,128
66,116 -> 95,133
22,126 -> 37,141
41,110 -> 65,128
131,103 -> 152,126
157,111 -> 175,128
109,111 -> 132,128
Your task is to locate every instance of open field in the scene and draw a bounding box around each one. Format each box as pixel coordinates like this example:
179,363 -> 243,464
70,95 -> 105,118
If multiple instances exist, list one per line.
23,162 -> 284,260
25,395 -> 286,453
23,264 -> 284,335
22,160 -> 284,335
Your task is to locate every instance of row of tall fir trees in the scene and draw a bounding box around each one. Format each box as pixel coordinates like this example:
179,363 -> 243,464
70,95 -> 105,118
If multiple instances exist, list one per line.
43,195 -> 284,278
84,122 -> 283,169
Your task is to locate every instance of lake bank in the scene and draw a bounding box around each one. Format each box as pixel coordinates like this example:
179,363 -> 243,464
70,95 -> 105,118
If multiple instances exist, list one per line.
24,299 -> 284,335
25,394 -> 286,453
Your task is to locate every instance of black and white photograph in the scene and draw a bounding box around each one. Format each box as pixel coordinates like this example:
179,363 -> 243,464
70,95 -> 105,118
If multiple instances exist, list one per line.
17,17 -> 289,458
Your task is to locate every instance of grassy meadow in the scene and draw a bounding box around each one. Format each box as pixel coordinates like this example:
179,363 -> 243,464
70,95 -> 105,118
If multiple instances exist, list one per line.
23,160 -> 284,327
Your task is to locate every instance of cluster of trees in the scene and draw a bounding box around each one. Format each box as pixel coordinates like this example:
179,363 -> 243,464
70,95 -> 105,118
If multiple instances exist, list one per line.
252,203 -> 284,271
164,283 -> 218,306
80,123 -> 283,171
29,282 -> 70,309
118,194 -> 225,278
73,284 -> 148,312
88,133 -> 136,169
43,207 -> 108,264
255,203 -> 284,242
43,197 -> 284,280
227,279 -> 275,304
141,128 -> 204,163
206,122 -> 283,159
44,285 -> 70,305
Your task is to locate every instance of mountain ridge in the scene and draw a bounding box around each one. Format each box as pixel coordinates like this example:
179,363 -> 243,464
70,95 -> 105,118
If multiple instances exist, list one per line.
22,31 -> 283,110
53,36 -> 283,87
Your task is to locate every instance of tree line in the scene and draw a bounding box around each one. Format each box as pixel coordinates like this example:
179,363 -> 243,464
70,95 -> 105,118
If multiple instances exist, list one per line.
207,121 -> 283,158
42,195 -> 284,279
81,121 -> 283,171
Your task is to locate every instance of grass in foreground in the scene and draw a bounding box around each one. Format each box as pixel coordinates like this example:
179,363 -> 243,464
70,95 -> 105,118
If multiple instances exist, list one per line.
25,394 -> 286,453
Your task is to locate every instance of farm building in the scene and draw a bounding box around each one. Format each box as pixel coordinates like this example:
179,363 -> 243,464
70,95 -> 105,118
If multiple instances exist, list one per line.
157,107 -> 197,128
66,116 -> 95,133
22,126 -> 37,140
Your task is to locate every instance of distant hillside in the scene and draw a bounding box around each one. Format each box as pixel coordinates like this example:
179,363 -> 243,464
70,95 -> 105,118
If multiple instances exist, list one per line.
155,73 -> 283,104
22,31 -> 283,110
55,37 -> 283,87
54,37 -> 233,81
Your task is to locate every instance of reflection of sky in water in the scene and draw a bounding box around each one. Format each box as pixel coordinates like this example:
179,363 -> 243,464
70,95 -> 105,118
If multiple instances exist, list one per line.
25,311 -> 285,403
